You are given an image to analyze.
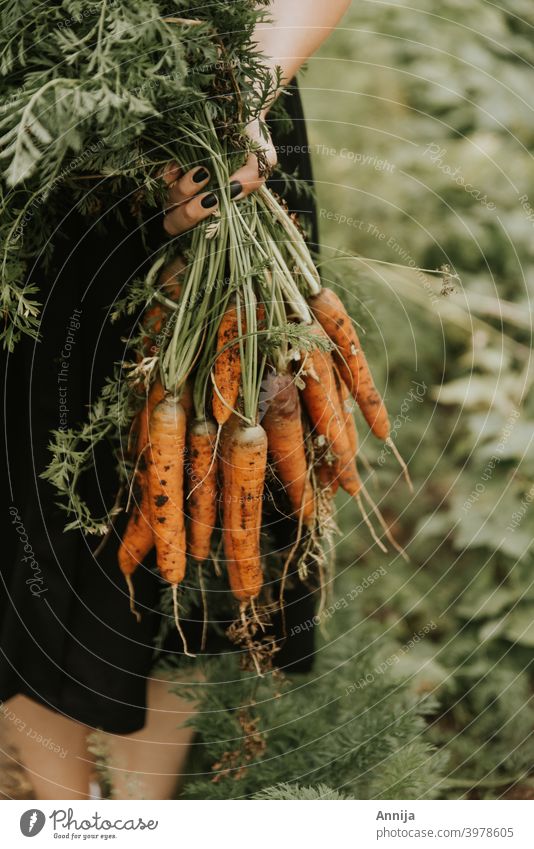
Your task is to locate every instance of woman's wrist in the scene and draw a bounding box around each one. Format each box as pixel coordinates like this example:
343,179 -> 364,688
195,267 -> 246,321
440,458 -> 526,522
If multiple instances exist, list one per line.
252,0 -> 351,90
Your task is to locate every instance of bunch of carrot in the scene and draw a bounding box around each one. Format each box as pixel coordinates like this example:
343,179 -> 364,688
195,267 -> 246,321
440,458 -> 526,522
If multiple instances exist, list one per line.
118,241 -> 409,632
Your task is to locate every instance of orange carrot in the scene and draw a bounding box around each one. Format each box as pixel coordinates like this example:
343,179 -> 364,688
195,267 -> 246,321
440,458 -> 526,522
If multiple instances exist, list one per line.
118,483 -> 153,577
261,371 -> 315,524
141,304 -> 165,354
220,419 -> 267,602
299,323 -> 353,465
123,375 -> 188,579
333,366 -> 361,497
134,379 -> 190,459
146,396 -> 187,584
159,253 -> 186,288
335,366 -> 358,457
212,300 -> 242,426
119,384 -> 166,616
120,378 -> 164,575
337,441 -> 361,497
309,288 -> 390,440
187,418 -> 218,562
136,379 -> 165,457
316,453 -> 339,495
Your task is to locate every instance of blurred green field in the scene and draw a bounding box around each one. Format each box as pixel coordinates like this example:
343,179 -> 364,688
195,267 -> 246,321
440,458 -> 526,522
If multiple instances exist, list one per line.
297,0 -> 534,798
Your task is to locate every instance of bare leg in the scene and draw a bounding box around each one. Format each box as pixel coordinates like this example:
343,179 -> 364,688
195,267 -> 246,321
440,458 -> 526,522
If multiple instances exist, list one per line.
102,671 -> 201,800
1,696 -> 92,799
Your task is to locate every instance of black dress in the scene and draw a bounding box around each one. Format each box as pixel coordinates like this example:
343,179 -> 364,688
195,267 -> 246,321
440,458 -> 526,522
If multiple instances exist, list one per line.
0,84 -> 318,734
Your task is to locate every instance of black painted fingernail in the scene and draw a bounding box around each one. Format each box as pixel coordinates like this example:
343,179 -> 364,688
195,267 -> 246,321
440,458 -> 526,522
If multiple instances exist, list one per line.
193,167 -> 209,183
201,192 -> 218,209
229,180 -> 242,199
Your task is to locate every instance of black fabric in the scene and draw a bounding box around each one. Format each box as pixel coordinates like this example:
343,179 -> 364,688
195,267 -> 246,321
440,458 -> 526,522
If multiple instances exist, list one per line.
0,83 -> 318,734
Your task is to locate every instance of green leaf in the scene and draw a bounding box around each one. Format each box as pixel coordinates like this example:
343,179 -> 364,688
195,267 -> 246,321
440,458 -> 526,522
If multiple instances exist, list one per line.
501,605 -> 534,648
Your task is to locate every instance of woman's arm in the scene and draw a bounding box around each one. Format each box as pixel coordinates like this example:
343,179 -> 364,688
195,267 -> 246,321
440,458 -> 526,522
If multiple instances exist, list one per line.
254,0 -> 352,114
163,1 -> 350,235
223,0 -> 351,197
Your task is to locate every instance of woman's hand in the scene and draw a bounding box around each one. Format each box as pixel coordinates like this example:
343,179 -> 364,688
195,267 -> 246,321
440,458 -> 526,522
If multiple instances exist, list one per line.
227,118 -> 278,201
162,0 -> 350,238
162,119 -> 277,237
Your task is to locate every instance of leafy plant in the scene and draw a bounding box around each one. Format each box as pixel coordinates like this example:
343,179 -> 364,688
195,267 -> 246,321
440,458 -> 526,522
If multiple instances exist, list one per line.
304,0 -> 534,797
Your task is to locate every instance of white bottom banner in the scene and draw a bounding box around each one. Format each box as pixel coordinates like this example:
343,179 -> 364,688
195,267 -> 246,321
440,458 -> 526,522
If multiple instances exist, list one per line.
2,799 -> 533,848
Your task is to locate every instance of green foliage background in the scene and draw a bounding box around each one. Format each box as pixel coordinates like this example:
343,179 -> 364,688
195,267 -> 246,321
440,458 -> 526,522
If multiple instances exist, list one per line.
302,0 -> 534,798
172,0 -> 534,801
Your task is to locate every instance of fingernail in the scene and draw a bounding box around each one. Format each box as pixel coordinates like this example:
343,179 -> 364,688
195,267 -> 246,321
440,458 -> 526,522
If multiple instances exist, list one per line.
193,167 -> 209,183
229,180 -> 242,199
201,192 -> 218,209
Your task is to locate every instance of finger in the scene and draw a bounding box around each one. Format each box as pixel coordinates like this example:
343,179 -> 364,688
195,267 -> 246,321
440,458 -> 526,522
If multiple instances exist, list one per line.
165,165 -> 211,209
163,191 -> 219,237
227,154 -> 264,201
160,161 -> 181,186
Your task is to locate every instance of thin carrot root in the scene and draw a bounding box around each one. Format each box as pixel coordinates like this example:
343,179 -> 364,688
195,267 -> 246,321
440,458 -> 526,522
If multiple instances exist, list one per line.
356,494 -> 387,553
125,573 -> 142,623
172,584 -> 196,658
211,545 -> 222,578
386,437 -> 414,492
361,485 -> 410,562
198,564 -> 208,652
241,603 -> 263,677
278,475 -> 312,603
250,597 -> 266,633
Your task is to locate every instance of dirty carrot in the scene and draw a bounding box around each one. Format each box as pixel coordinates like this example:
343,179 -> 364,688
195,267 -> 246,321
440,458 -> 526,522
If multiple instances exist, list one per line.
316,453 -> 339,495
136,379 -> 165,457
118,483 -> 153,622
220,418 -> 267,602
299,323 -> 354,466
309,287 -> 390,440
146,396 -> 187,584
187,418 -> 218,562
119,484 -> 153,577
212,299 -> 242,426
335,365 -> 358,457
333,366 -> 361,498
119,381 -> 165,619
261,371 -> 315,524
